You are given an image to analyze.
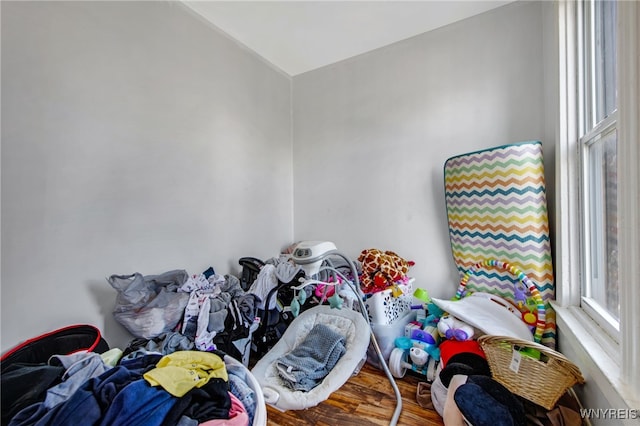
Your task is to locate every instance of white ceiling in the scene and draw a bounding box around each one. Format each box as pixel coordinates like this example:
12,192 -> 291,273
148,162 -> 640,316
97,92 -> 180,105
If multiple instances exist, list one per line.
182,1 -> 515,76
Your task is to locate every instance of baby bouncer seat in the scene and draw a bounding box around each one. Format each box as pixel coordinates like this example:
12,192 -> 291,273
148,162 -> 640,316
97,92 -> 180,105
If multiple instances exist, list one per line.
250,243 -> 390,414
251,304 -> 369,411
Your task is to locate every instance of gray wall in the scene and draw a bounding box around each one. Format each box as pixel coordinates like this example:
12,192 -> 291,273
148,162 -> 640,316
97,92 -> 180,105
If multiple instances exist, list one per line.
1,1 -> 553,349
1,1 -> 293,351
1,0 -> 613,418
292,1 -> 552,298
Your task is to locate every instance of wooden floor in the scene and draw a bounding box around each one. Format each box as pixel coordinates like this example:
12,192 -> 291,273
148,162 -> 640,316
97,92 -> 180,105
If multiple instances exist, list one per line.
263,362 -> 445,426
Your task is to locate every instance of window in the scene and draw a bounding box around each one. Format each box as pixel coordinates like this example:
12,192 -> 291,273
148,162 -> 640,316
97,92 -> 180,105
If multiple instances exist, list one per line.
577,0 -> 619,336
558,0 -> 640,402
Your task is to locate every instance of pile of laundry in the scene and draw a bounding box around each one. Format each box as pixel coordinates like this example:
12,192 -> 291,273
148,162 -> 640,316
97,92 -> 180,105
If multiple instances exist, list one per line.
108,268 -> 260,360
4,348 -> 258,426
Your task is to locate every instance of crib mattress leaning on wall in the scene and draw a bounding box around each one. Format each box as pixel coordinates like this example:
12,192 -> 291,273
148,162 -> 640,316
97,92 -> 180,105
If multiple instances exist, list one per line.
443,140 -> 556,348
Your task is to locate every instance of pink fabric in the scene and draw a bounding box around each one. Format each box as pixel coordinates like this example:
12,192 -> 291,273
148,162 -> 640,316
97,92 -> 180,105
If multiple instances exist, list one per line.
200,392 -> 249,426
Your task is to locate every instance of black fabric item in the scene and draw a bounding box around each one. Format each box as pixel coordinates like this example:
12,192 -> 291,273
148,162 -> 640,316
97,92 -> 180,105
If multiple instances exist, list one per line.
160,378 -> 231,426
212,305 -> 251,363
7,365 -> 140,426
212,331 -> 243,362
439,362 -> 476,388
202,267 -> 216,279
447,353 -> 490,376
122,337 -> 153,357
0,363 -> 65,426
251,269 -> 308,359
454,382 -> 515,426
439,353 -> 490,388
119,353 -> 163,375
467,375 -> 525,426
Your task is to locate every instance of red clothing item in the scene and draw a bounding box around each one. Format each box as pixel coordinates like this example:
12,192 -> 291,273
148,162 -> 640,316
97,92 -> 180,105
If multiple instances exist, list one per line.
439,339 -> 486,368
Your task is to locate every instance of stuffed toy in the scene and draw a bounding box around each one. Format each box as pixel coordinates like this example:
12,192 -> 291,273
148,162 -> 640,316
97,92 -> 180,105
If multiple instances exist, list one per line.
358,248 -> 414,293
437,315 -> 475,341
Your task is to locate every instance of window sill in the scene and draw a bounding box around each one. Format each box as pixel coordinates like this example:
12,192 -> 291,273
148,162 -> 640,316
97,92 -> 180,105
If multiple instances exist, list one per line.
552,302 -> 640,412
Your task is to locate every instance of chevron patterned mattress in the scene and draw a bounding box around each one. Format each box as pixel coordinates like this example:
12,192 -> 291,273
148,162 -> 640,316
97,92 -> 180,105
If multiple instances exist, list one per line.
444,141 -> 556,347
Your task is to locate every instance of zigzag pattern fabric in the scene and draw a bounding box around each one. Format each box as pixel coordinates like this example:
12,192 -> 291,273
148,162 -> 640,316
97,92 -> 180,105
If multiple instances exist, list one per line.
444,141 -> 556,348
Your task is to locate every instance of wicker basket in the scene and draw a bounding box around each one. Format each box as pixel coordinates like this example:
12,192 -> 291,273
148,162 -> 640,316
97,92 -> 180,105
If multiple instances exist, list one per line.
478,335 -> 585,410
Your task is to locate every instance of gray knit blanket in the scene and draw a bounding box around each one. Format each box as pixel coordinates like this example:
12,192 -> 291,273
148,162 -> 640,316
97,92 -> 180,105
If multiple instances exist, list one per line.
276,323 -> 346,392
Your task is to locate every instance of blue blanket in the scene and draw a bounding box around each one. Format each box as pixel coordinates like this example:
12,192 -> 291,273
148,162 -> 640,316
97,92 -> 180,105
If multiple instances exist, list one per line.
276,323 -> 346,392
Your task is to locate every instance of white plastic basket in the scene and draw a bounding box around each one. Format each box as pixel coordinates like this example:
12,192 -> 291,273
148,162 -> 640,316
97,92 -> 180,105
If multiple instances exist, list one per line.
364,278 -> 414,325
224,355 -> 266,426
367,310 -> 417,368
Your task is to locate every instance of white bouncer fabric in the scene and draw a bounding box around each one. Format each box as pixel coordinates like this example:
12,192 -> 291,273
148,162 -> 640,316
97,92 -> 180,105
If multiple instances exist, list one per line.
251,305 -> 370,412
431,292 -> 534,342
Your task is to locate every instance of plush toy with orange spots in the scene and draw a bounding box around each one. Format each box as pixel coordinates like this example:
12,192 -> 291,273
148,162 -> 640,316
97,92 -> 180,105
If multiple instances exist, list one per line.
358,248 -> 415,294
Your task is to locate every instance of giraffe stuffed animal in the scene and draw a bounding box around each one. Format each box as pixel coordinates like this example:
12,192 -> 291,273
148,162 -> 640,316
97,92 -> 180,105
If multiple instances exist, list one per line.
358,248 -> 414,294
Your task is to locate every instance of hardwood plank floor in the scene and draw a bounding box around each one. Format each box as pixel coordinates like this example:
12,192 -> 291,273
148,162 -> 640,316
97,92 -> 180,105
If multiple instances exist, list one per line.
263,362 -> 445,426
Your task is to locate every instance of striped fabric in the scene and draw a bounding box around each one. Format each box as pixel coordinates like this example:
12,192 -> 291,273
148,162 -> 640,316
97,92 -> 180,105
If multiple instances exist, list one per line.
444,141 -> 556,348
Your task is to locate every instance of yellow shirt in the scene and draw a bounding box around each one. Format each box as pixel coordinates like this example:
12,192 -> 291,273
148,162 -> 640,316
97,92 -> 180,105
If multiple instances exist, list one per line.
143,351 -> 228,397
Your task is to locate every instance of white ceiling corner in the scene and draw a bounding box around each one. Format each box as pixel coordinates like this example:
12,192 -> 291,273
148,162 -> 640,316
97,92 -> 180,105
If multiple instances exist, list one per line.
182,1 -> 515,76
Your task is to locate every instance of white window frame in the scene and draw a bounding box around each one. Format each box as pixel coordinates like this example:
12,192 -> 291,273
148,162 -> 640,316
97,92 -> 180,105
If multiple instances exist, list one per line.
577,0 -> 620,341
555,0 -> 639,409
